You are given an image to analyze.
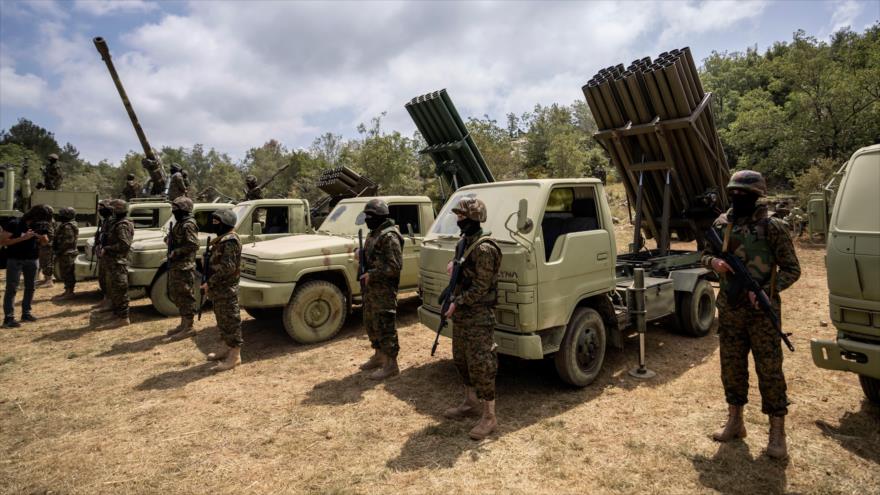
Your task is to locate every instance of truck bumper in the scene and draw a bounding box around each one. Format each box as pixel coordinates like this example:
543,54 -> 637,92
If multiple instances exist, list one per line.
811,337 -> 880,379
73,254 -> 98,281
239,278 -> 296,308
127,266 -> 156,288
418,305 -> 545,360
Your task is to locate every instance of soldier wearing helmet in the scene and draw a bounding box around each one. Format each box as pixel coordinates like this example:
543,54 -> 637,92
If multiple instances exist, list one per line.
43,153 -> 63,190
93,199 -> 134,327
122,173 -> 141,201
167,163 -> 188,201
442,197 -> 502,441
141,157 -> 167,196
702,170 -> 801,459
358,199 -> 405,380
52,207 -> 79,300
92,200 -> 115,308
200,209 -> 243,371
244,175 -> 263,200
163,197 -> 200,341
31,205 -> 56,288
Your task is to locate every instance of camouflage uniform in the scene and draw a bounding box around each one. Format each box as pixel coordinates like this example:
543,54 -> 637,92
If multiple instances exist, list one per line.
122,176 -> 140,201
167,203 -> 199,319
245,175 -> 263,200
702,204 -> 801,416
168,169 -> 188,201
53,213 -> 79,291
452,229 -> 502,401
208,232 -> 243,347
32,216 -> 55,279
142,158 -> 166,196
101,203 -> 135,318
362,219 -> 404,358
95,202 -> 113,295
44,154 -> 62,190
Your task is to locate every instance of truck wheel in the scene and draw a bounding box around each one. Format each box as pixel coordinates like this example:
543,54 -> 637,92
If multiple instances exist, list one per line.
860,375 -> 880,405
283,280 -> 347,344
554,307 -> 607,387
675,280 -> 716,337
245,308 -> 282,320
149,269 -> 204,317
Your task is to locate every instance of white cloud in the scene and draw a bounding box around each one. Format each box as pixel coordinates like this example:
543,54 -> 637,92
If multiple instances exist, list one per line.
657,0 -> 768,44
828,0 -> 865,33
0,65 -> 49,108
73,0 -> 157,16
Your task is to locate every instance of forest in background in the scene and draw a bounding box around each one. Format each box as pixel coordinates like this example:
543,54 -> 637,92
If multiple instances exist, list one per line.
1,26 -> 877,208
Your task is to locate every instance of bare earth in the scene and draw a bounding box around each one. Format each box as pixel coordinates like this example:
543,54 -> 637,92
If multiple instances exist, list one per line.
1,231 -> 877,494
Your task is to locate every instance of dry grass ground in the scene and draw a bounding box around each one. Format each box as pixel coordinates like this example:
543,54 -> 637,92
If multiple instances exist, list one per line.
1,231 -> 878,494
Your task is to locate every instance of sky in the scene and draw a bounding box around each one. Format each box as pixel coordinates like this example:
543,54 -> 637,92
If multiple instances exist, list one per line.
1,0 -> 877,165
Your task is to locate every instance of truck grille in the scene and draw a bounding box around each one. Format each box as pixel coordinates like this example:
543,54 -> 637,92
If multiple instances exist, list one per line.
241,256 -> 257,277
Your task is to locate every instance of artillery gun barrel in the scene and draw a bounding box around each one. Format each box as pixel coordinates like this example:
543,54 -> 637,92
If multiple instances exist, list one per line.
93,37 -> 157,162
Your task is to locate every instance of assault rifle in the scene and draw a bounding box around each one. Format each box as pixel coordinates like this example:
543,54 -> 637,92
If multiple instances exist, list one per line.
89,219 -> 103,271
197,236 -> 212,320
705,227 -> 795,352
166,221 -> 174,297
431,236 -> 467,356
357,228 -> 367,294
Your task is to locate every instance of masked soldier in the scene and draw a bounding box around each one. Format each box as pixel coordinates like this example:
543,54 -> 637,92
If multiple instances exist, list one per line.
122,173 -> 141,201
244,175 -> 263,200
702,170 -> 801,460
52,207 -> 79,300
93,199 -> 134,327
202,209 -> 243,372
442,198 -> 502,441
142,157 -> 167,196
92,200 -> 114,310
33,205 -> 56,288
43,153 -> 63,190
358,199 -> 404,380
162,197 -> 201,340
168,163 -> 188,201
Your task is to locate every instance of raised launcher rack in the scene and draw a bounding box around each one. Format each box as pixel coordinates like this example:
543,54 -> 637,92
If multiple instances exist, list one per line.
583,47 -> 731,254
310,166 -> 379,224
405,89 -> 494,196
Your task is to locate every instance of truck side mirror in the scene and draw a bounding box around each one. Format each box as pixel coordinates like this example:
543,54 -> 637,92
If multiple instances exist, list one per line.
516,199 -> 533,233
406,222 -> 415,241
251,222 -> 263,236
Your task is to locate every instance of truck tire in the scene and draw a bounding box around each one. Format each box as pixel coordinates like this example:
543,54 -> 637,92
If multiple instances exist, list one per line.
554,307 -> 607,387
283,280 -> 347,344
149,269 -> 204,317
245,308 -> 282,320
860,375 -> 880,405
675,279 -> 716,337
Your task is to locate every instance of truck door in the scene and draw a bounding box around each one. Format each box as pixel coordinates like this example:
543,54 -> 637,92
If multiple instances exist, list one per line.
536,185 -> 615,329
251,205 -> 293,241
389,203 -> 423,289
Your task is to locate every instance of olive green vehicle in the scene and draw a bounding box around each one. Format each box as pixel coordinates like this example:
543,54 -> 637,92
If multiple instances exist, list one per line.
238,196 -> 434,344
75,199 -> 173,252
418,179 -> 717,387
811,144 -> 880,404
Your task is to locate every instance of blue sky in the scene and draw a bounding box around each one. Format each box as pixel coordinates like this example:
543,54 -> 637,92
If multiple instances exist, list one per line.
1,0 -> 877,164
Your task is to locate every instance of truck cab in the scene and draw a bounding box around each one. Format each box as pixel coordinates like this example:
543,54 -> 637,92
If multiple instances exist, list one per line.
238,196 -> 434,344
75,200 -> 173,252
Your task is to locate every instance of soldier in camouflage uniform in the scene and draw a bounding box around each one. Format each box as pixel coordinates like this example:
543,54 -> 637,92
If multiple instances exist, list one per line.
93,199 -> 134,327
141,157 -> 167,196
92,200 -> 115,310
164,197 -> 200,341
244,175 -> 263,200
32,205 -> 56,288
202,209 -> 243,372
358,199 -> 404,380
122,173 -> 141,201
167,163 -> 188,201
43,153 -> 63,190
442,198 -> 502,441
52,207 -> 79,300
702,170 -> 801,460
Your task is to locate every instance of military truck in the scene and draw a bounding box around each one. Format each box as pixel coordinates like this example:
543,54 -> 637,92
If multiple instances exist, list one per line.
0,163 -> 99,226
238,196 -> 434,344
127,198 -> 310,316
810,144 -> 880,404
75,198 -> 173,251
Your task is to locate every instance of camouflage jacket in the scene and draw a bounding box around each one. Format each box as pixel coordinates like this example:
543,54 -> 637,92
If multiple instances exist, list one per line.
364,219 -> 404,286
168,217 -> 199,270
207,232 -> 241,293
31,219 -> 55,247
701,205 -> 801,305
245,185 -> 263,200
101,217 -> 135,264
454,230 -> 502,308
168,172 -> 187,200
53,221 -> 79,256
44,162 -> 63,189
122,180 -> 140,201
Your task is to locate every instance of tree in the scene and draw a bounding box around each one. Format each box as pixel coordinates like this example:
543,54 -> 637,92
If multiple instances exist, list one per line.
0,118 -> 62,160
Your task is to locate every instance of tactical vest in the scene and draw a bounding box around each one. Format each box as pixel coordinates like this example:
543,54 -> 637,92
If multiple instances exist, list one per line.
715,214 -> 777,298
456,235 -> 502,307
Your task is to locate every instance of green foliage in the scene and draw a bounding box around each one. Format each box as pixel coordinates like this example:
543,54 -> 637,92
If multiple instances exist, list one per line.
792,157 -> 840,207
0,118 -> 63,159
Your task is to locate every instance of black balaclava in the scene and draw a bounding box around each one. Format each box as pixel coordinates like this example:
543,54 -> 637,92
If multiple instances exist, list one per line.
364,214 -> 386,231
99,206 -> 113,219
172,209 -> 189,222
115,211 -> 127,221
730,191 -> 759,219
211,220 -> 233,235
457,218 -> 481,236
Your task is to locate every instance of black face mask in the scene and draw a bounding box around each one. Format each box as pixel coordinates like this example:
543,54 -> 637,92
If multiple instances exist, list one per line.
364,215 -> 386,231
172,210 -> 189,222
211,222 -> 232,235
114,212 -> 127,221
99,207 -> 112,218
457,218 -> 481,236
730,193 -> 759,219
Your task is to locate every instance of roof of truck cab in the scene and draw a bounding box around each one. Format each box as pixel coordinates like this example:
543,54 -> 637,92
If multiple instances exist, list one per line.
456,178 -> 601,191
237,198 -> 307,206
192,202 -> 234,211
336,195 -> 432,205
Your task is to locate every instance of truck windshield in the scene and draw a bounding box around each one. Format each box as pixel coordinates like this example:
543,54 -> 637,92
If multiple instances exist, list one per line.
428,184 -> 542,240
319,201 -> 369,236
834,151 -> 880,232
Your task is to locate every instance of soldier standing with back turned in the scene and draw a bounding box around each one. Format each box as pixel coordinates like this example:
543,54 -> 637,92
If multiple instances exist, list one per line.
52,207 -> 79,300
702,170 -> 801,460
43,153 -> 63,190
164,197 -> 200,341
202,210 -> 243,372
167,163 -> 188,201
122,174 -> 141,201
33,205 -> 56,288
358,199 -> 404,380
442,198 -> 502,441
93,199 -> 134,327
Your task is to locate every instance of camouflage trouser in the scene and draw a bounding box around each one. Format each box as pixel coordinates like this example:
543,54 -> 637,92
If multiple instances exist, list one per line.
168,266 -> 197,318
718,301 -> 788,416
105,261 -> 130,318
452,306 -> 498,401
39,246 -> 54,278
57,253 -> 76,290
363,284 -> 399,358
212,288 -> 242,347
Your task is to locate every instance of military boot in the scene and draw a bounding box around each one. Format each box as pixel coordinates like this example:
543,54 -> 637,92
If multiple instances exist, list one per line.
469,400 -> 497,440
443,387 -> 481,420
92,299 -> 114,313
712,405 -> 747,442
369,353 -> 399,380
207,345 -> 230,361
163,316 -> 195,341
766,415 -> 788,460
91,298 -> 110,309
100,314 -> 130,328
213,346 -> 241,372
54,288 -> 75,300
359,349 -> 383,371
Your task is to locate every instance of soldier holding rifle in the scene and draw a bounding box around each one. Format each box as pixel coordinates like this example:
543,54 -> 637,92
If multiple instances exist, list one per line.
93,199 -> 134,327
52,207 -> 79,300
702,170 -> 801,460
201,210 -> 243,372
164,197 -> 200,341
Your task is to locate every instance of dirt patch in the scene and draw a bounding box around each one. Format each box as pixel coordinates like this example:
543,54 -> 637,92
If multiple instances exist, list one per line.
1,235 -> 877,494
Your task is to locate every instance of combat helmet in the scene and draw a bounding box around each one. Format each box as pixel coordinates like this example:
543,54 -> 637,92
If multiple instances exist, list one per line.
363,199 -> 389,217
212,209 -> 237,228
452,198 -> 487,222
246,175 -> 258,187
171,196 -> 194,213
727,170 -> 767,197
48,153 -> 59,161
59,207 -> 76,221
126,173 -> 135,181
109,199 -> 128,215
170,163 -> 182,173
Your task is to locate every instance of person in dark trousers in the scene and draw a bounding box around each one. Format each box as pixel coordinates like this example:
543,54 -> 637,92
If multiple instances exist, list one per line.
2,209 -> 50,328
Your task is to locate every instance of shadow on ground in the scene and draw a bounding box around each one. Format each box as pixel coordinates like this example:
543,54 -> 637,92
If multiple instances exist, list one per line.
33,302 -> 169,342
816,399 -> 880,465
691,441 -> 788,494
